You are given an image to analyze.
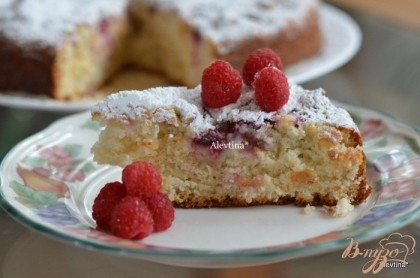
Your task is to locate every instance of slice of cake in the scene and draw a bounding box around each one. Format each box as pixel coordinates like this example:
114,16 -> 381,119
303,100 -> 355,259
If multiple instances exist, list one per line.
0,0 -> 322,100
91,57 -> 370,208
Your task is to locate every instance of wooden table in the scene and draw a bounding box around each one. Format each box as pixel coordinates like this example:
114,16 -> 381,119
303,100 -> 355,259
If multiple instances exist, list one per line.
328,0 -> 420,29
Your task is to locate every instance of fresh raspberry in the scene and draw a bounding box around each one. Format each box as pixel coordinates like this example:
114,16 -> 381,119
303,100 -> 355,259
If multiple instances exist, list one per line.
92,181 -> 127,229
242,48 -> 283,87
122,161 -> 162,198
110,196 -> 154,239
201,60 -> 242,108
145,193 -> 175,232
254,67 -> 290,112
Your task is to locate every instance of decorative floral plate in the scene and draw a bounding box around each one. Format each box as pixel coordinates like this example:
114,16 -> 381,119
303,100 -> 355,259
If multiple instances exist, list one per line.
1,102 -> 419,268
0,4 -> 360,113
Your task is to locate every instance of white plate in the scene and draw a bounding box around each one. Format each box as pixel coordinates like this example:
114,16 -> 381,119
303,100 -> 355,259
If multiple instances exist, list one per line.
1,102 -> 419,268
286,4 -> 362,84
0,4 -> 361,113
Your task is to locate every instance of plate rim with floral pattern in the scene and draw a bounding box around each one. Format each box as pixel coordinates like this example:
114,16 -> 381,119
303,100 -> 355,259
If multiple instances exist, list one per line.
0,101 -> 419,267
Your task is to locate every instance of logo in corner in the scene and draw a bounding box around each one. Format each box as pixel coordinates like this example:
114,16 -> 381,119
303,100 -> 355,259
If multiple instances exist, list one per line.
342,232 -> 416,274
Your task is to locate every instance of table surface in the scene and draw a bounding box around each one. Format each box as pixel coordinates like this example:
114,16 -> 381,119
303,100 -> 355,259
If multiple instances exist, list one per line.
1,3 -> 420,278
329,0 -> 420,29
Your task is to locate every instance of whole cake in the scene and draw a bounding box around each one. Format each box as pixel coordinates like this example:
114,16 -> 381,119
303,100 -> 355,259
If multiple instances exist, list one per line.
91,57 -> 370,209
0,0 -> 322,100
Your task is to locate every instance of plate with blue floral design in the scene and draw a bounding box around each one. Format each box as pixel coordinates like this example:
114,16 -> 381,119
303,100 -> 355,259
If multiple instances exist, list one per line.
0,102 -> 419,268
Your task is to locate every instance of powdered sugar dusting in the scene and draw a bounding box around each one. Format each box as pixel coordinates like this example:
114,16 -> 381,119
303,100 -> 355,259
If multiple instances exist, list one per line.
0,0 -> 129,47
142,0 -> 318,54
284,85 -> 358,130
91,84 -> 358,133
0,0 -> 317,52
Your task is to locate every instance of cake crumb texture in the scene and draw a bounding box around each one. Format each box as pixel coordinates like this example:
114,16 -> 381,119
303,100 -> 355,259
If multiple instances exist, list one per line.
91,84 -> 371,208
333,198 -> 354,217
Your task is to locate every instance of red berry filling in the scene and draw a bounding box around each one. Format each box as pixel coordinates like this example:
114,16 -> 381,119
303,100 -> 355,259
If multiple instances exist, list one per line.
242,48 -> 283,87
201,60 -> 242,108
192,129 -> 227,154
192,120 -> 271,154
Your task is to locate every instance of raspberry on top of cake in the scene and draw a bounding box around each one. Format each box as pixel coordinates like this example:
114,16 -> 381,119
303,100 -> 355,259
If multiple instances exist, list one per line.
91,83 -> 370,210
91,50 -> 370,210
92,83 -> 357,135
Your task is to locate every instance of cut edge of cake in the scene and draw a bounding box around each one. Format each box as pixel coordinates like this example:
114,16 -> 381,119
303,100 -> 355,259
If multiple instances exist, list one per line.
91,84 -> 371,210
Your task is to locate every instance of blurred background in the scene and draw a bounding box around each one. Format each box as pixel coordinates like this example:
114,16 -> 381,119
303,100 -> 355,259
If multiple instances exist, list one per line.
329,0 -> 420,29
0,0 -> 419,277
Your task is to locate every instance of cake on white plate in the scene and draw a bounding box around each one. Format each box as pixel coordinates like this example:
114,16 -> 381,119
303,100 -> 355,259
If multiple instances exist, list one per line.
0,0 -> 322,99
90,53 -> 370,210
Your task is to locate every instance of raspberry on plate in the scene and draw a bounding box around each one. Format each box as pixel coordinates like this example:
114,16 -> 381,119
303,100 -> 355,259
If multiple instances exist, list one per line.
110,196 -> 154,239
254,67 -> 290,112
201,60 -> 242,109
92,181 -> 127,229
122,161 -> 162,198
145,193 -> 175,232
242,48 -> 283,87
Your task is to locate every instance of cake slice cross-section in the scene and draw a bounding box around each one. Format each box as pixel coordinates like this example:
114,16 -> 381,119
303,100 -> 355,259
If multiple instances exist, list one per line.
91,84 -> 371,208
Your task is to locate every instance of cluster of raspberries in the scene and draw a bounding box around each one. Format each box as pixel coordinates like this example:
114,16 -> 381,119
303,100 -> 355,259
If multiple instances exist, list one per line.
201,48 -> 290,112
92,48 -> 288,240
92,161 -> 174,239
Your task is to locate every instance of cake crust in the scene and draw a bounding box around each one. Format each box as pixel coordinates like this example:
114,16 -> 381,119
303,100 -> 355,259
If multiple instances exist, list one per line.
221,8 -> 322,69
0,34 -> 55,96
0,0 -> 129,99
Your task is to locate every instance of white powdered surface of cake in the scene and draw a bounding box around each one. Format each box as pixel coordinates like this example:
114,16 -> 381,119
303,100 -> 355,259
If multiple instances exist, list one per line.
92,83 -> 358,134
143,0 -> 318,54
1,0 -> 317,52
0,0 -> 129,47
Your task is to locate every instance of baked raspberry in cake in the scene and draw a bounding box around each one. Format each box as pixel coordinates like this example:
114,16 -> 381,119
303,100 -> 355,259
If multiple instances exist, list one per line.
0,0 -> 322,100
91,81 -> 370,208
